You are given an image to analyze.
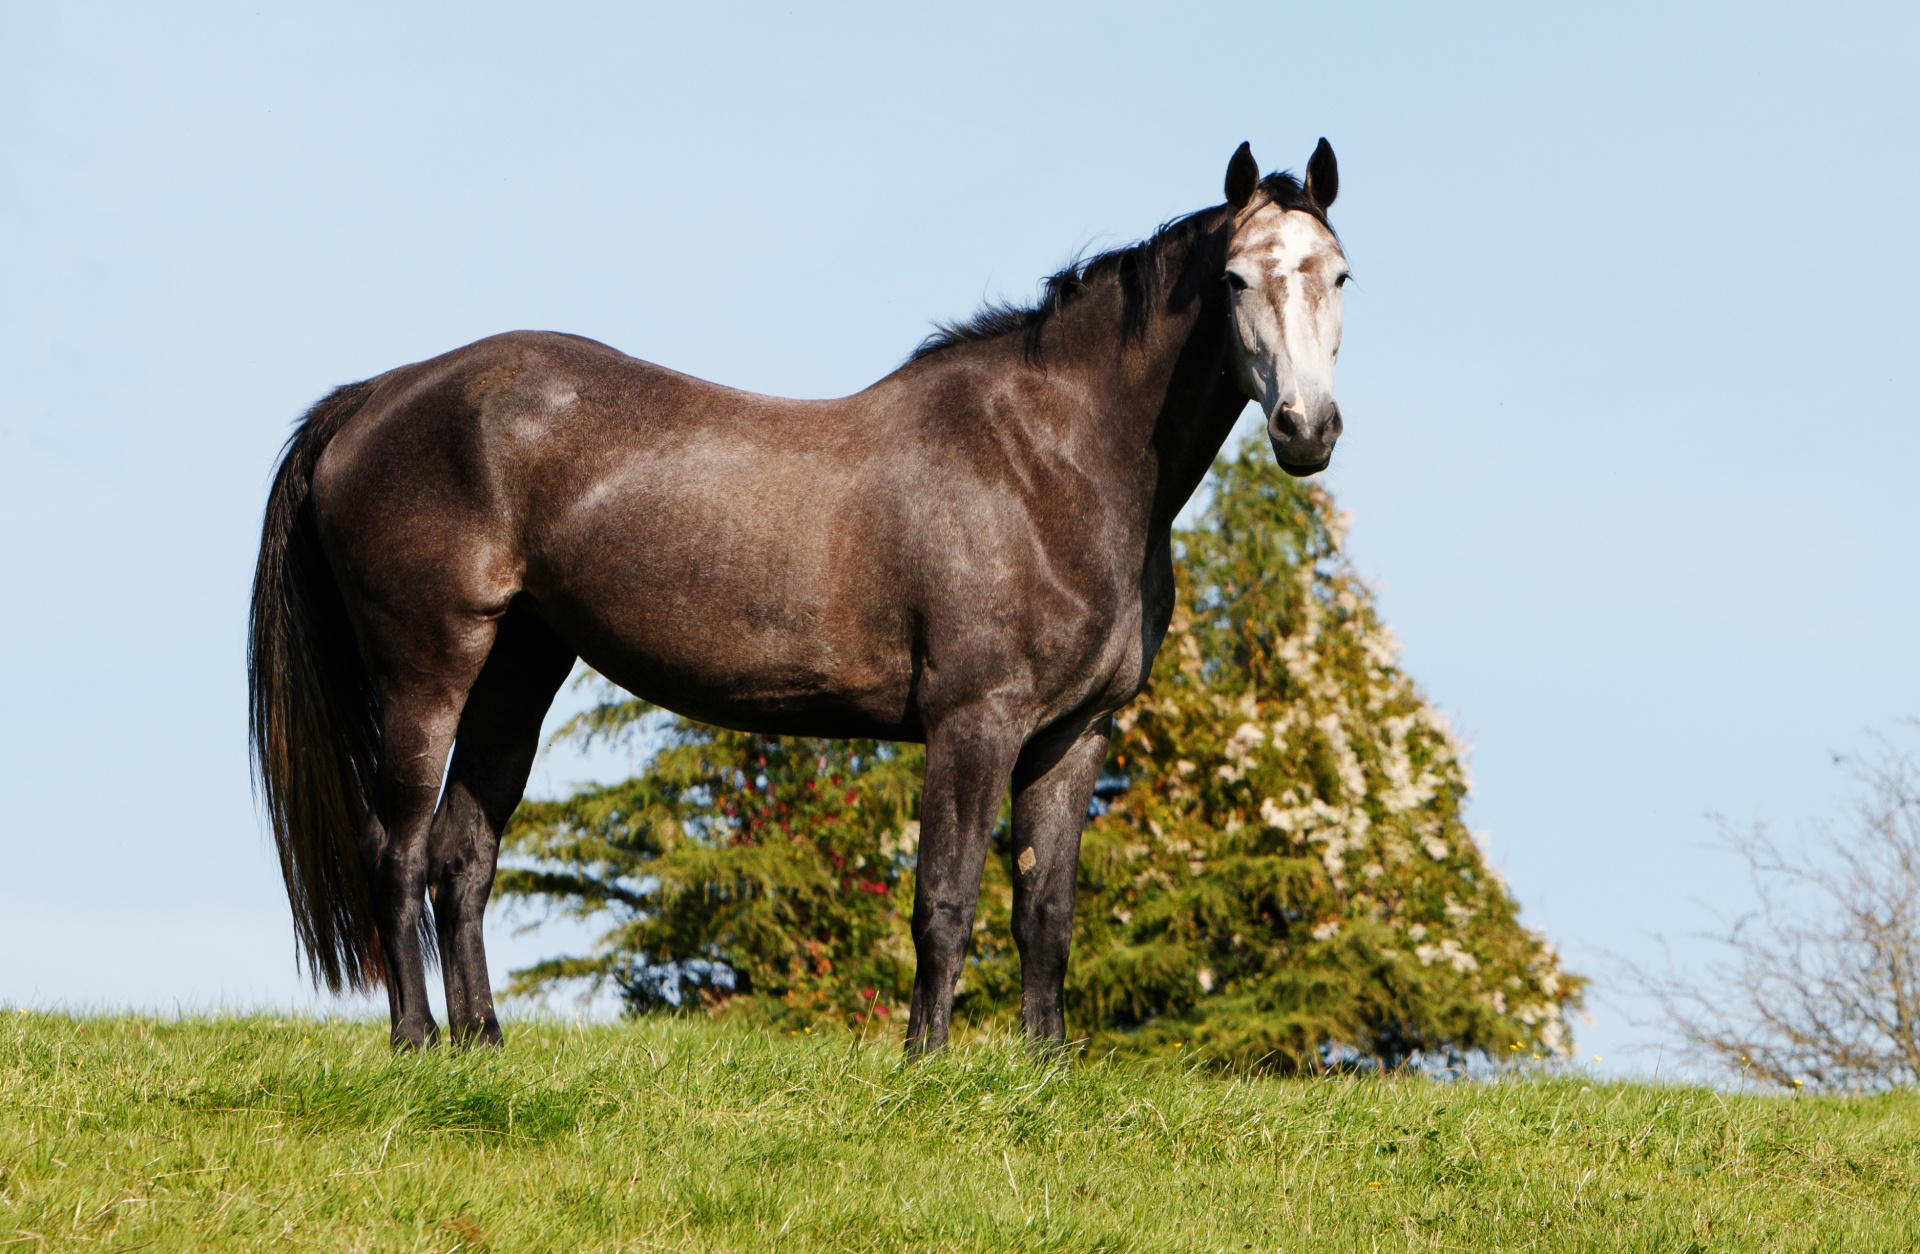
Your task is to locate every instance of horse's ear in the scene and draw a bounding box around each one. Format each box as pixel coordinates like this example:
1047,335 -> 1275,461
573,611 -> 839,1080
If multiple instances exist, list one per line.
1224,142 -> 1259,209
1305,138 -> 1338,210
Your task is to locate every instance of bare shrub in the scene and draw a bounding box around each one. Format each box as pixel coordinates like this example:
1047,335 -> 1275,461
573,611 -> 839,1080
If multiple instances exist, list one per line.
1640,741 -> 1920,1091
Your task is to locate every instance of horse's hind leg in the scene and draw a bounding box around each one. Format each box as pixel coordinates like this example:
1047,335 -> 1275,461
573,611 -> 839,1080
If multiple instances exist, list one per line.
429,603 -> 575,1046
355,603 -> 504,1050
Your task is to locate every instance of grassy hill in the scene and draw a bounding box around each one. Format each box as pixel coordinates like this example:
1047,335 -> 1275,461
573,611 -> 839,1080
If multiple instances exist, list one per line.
2,1012 -> 1917,1251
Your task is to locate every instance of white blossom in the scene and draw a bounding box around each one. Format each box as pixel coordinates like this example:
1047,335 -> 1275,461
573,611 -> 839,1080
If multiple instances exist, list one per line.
1415,939 -> 1480,973
1315,712 -> 1368,801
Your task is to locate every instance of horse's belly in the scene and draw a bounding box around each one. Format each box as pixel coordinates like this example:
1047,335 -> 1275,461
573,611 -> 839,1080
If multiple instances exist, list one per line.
531,559 -> 920,740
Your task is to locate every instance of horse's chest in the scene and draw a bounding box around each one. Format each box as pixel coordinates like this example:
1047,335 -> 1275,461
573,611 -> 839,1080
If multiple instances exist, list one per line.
1126,545 -> 1179,685
1067,543 -> 1178,714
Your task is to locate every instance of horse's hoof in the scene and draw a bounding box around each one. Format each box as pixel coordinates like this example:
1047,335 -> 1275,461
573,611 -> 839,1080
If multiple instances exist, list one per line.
390,1020 -> 440,1051
903,1033 -> 948,1060
452,1020 -> 504,1049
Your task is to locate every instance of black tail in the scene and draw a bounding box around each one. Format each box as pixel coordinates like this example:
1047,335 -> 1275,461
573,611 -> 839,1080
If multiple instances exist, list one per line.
248,380 -> 384,992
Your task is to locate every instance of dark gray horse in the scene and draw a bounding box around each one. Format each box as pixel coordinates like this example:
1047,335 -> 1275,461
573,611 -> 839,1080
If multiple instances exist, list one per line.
250,140 -> 1347,1051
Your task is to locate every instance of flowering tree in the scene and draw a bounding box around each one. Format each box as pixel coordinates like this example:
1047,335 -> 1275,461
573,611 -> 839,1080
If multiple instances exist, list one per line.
498,439 -> 1582,1068
1024,441 -> 1583,1069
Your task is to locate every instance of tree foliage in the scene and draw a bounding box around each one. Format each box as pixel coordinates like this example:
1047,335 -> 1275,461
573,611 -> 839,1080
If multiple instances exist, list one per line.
499,439 -> 1582,1068
1048,442 -> 1582,1069
498,724 -> 923,1028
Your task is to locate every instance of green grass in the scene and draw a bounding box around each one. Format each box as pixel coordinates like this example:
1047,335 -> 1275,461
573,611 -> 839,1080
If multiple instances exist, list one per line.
2,1013 -> 1918,1251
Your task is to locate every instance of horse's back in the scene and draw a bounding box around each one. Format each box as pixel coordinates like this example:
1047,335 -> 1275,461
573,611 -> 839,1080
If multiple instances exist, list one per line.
312,328 -> 854,552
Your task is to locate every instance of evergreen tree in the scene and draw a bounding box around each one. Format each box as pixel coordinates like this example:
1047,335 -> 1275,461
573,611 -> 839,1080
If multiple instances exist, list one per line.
498,715 -> 922,1027
498,439 -> 1582,1067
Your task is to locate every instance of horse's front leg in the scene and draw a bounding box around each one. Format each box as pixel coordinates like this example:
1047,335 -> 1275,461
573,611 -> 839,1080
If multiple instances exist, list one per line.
905,704 -> 1024,1056
1009,715 -> 1112,1045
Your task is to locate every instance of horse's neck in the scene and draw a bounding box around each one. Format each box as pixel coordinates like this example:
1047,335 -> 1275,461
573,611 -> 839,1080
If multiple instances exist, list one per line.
1049,276 -> 1246,538
1148,320 -> 1246,534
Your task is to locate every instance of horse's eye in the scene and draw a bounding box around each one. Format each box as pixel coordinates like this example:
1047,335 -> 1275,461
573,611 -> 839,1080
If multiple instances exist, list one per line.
1334,272 -> 1351,288
1224,271 -> 1250,292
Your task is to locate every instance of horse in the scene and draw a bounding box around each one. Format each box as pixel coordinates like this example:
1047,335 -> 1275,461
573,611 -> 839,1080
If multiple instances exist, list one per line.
250,139 -> 1348,1051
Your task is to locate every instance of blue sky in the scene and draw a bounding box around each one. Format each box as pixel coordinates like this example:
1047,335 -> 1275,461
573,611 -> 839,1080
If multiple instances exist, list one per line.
2,2 -> 1915,1069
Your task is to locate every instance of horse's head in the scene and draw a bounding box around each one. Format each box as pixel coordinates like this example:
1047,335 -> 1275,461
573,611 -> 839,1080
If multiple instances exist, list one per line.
1221,140 -> 1346,477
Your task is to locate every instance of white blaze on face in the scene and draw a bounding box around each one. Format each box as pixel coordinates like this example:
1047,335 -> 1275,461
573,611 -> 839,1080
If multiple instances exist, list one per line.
1225,203 -> 1348,452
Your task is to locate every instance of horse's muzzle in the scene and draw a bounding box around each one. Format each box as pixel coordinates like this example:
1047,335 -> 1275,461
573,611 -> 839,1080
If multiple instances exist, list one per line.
1269,401 -> 1341,477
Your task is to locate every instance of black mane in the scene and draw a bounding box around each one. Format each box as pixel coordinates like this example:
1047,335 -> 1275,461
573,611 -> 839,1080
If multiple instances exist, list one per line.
909,171 -> 1324,364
